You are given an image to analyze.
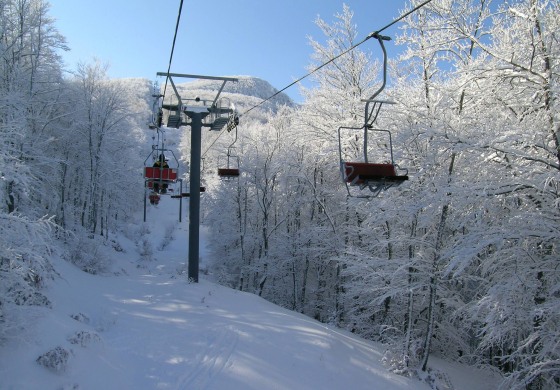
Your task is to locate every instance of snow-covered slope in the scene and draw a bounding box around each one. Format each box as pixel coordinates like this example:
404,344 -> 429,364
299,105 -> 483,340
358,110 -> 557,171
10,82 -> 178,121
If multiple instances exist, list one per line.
0,195 -> 501,390
0,112 -> 501,390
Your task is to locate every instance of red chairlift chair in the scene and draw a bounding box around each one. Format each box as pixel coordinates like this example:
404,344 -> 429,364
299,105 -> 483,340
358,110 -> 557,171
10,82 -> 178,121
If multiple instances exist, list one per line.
217,126 -> 240,179
337,33 -> 408,198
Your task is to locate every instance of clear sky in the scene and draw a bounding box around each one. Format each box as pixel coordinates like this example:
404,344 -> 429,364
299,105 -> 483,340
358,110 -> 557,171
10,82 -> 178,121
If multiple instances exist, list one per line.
47,1 -> 410,102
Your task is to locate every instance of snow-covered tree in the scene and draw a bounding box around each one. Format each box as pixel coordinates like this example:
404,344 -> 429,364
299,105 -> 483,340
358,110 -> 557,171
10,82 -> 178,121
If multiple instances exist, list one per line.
0,0 -> 66,340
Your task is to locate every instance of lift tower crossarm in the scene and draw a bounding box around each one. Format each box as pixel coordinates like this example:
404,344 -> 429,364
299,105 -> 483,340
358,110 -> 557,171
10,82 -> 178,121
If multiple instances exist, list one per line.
157,72 -> 238,83
157,72 -> 238,105
157,72 -> 238,117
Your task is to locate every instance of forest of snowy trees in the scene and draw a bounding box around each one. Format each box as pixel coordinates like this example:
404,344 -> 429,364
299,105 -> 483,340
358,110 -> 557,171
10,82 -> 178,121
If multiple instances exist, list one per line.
202,2 -> 559,389
1,0 -> 558,389
0,0 -> 149,337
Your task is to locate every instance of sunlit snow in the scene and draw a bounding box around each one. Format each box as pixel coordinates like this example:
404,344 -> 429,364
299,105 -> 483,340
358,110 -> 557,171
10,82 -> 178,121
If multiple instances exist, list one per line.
0,189 -> 499,390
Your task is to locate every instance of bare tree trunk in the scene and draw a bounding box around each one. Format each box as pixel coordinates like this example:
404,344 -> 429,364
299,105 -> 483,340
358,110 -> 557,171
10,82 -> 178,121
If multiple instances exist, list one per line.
6,181 -> 15,213
421,275 -> 437,371
403,213 -> 418,366
421,153 -> 455,371
404,285 -> 414,367
300,256 -> 310,312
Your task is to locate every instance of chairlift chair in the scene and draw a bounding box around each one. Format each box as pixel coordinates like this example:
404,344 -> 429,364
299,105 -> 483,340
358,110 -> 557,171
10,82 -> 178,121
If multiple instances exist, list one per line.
209,97 -> 238,132
217,147 -> 240,178
143,141 -> 180,194
339,125 -> 408,197
142,137 -> 185,221
162,102 -> 182,128
337,33 -> 408,197
217,125 -> 240,178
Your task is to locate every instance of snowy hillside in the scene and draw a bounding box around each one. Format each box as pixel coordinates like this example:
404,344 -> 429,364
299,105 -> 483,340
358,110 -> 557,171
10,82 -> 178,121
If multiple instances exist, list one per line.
0,75 -> 502,390
0,196 -> 500,390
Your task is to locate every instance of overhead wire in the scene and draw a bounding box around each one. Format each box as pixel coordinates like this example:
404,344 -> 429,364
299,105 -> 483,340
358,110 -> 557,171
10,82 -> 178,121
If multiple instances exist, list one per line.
202,129 -> 228,158
160,0 -> 231,160
201,0 -> 434,159
238,0 -> 435,118
161,0 -> 184,102
375,0 -> 434,34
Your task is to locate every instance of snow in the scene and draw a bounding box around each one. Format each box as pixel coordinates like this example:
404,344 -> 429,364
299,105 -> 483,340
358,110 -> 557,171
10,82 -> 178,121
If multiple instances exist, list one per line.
0,196 -> 500,390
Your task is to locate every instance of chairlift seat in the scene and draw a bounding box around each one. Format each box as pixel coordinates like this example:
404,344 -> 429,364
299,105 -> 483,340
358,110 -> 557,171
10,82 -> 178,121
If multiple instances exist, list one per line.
179,186 -> 206,198
211,117 -> 230,131
343,162 -> 408,186
144,167 -> 178,181
218,168 -> 240,177
167,114 -> 182,128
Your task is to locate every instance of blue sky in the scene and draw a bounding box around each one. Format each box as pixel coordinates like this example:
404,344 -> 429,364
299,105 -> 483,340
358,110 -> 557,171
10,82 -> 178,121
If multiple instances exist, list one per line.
48,1 -> 409,102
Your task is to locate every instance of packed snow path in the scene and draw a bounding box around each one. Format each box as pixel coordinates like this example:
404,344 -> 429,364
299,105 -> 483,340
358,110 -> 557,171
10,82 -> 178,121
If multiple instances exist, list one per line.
1,195 -> 499,389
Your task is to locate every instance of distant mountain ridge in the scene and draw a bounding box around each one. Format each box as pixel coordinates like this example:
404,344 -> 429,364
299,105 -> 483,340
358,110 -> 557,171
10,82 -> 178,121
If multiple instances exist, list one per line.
173,75 -> 295,111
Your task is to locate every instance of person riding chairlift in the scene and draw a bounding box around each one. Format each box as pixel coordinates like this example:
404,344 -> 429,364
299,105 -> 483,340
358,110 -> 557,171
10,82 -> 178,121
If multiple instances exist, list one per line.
152,154 -> 169,194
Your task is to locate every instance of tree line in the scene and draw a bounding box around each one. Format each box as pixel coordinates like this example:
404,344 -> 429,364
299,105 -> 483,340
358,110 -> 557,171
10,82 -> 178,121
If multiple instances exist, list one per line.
0,0 -> 149,338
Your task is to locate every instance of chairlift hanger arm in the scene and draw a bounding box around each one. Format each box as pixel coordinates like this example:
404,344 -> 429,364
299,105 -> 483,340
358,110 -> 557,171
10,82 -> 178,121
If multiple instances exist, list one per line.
228,126 -> 238,151
364,33 -> 390,120
211,80 -> 228,109
363,33 -> 391,163
166,75 -> 183,108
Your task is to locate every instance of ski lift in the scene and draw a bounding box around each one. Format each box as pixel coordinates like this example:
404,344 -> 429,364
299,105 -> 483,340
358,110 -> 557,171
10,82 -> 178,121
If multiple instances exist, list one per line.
148,90 -> 164,129
147,84 -> 164,130
143,128 -> 184,221
217,148 -> 240,178
209,97 -> 239,132
162,101 -> 182,129
160,82 -> 183,129
143,128 -> 179,194
144,153 -> 179,198
217,126 -> 240,178
337,33 -> 408,198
